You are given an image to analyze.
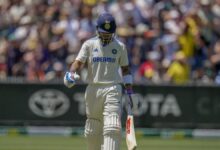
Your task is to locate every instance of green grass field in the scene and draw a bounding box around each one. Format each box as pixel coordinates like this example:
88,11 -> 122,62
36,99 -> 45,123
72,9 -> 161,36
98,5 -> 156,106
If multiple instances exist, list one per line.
0,135 -> 220,150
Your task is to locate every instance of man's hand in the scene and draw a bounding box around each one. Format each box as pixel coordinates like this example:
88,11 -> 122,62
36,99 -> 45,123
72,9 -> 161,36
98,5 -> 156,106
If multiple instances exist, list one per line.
125,84 -> 133,94
64,72 -> 80,88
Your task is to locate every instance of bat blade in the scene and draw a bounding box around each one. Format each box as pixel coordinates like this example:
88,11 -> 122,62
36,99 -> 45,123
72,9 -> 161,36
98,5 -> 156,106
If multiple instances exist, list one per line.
126,115 -> 137,150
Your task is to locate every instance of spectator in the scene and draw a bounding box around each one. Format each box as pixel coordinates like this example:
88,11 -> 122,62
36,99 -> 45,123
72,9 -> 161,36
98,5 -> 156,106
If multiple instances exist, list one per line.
0,0 -> 219,85
137,51 -> 161,84
211,40 -> 220,84
164,51 -> 190,84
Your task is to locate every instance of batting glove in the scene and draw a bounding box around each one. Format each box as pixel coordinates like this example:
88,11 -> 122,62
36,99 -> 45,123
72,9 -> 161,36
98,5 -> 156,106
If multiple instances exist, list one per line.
125,88 -> 134,95
64,72 -> 80,88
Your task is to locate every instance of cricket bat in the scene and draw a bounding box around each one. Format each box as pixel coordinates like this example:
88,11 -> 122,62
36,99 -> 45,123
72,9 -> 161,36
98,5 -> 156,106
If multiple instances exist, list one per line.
126,95 -> 137,150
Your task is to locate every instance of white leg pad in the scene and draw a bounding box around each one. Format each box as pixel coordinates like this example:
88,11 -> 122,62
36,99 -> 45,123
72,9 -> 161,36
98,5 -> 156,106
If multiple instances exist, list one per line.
104,133 -> 121,150
103,114 -> 121,150
85,119 -> 103,150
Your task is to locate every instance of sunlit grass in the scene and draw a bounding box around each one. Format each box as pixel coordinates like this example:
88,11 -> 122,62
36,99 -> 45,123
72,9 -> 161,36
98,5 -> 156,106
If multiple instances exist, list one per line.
0,135 -> 220,150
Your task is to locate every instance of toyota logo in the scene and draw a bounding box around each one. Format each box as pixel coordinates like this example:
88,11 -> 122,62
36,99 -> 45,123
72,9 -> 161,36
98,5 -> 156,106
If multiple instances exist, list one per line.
29,89 -> 70,118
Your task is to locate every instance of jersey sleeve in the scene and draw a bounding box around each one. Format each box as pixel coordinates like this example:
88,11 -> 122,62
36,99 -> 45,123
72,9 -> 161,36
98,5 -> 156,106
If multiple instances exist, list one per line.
76,41 -> 89,63
119,44 -> 129,66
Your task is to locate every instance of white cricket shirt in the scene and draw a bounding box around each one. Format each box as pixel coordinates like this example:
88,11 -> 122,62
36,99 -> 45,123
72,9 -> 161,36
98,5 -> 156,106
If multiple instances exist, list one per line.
76,36 -> 129,84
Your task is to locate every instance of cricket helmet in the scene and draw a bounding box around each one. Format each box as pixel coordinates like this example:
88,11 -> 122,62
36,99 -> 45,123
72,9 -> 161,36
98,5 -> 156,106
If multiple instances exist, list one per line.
96,13 -> 116,46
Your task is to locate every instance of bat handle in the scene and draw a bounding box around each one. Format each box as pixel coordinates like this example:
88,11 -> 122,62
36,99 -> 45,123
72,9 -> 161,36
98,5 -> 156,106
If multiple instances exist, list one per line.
127,95 -> 133,115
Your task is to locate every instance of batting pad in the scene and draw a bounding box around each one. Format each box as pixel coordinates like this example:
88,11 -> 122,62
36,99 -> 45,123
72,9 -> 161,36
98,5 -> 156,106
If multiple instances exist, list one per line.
84,119 -> 103,150
104,133 -> 121,150
103,114 -> 121,134
103,114 -> 121,150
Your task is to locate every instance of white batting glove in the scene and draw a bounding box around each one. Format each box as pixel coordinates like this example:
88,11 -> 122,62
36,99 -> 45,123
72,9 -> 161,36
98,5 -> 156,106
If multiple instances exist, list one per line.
64,72 -> 80,88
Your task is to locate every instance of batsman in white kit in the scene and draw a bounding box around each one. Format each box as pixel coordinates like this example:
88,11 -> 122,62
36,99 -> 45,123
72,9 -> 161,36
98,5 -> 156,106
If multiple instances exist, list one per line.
64,13 -> 136,150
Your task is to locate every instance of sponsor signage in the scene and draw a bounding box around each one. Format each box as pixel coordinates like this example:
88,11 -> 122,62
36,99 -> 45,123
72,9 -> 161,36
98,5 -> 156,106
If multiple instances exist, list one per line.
0,83 -> 220,128
29,89 -> 70,118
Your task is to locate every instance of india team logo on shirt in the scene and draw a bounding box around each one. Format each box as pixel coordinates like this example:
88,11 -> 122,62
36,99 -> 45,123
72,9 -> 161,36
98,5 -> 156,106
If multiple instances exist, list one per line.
112,49 -> 117,54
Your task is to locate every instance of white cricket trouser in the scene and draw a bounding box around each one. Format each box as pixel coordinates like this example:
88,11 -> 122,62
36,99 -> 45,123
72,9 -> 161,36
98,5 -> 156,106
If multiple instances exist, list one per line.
84,84 -> 122,150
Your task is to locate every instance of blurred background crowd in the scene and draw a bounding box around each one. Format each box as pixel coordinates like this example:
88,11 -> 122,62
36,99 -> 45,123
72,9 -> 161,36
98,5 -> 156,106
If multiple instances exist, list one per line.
0,0 -> 220,85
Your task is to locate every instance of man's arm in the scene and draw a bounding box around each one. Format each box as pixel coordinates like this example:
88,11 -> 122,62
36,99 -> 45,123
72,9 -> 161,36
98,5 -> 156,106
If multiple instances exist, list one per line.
69,60 -> 84,75
121,65 -> 133,92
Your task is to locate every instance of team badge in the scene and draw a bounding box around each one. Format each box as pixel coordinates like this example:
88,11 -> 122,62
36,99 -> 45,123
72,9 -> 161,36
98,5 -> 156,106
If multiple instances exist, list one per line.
112,49 -> 117,54
104,21 -> 111,30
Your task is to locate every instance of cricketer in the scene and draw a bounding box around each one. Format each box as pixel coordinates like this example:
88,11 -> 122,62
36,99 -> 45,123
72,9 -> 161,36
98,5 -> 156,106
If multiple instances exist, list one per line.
64,12 -> 134,150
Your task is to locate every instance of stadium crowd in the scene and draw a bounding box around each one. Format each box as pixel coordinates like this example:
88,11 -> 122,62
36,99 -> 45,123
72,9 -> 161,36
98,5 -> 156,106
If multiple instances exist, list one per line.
0,0 -> 220,85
